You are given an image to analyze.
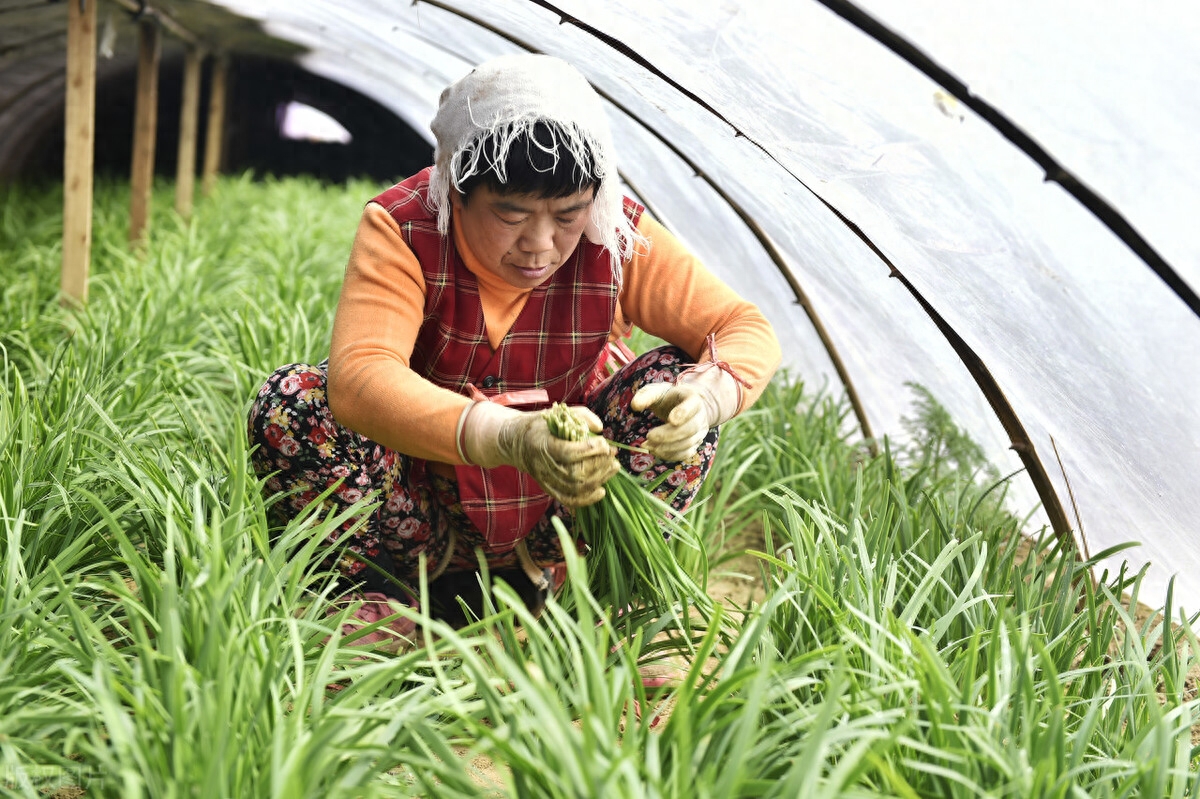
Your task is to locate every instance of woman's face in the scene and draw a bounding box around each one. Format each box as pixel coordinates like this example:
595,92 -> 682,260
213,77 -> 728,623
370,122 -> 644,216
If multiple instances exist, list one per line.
450,184 -> 596,290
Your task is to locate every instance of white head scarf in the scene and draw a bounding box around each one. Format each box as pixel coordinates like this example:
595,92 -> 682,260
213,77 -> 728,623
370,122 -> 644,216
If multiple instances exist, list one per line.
429,53 -> 646,278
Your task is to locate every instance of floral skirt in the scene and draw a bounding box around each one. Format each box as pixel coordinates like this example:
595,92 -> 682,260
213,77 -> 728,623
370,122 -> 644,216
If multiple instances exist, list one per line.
246,346 -> 719,597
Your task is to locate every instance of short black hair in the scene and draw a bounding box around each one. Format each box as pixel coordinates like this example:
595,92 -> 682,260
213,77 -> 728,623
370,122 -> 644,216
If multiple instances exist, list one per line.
456,120 -> 601,201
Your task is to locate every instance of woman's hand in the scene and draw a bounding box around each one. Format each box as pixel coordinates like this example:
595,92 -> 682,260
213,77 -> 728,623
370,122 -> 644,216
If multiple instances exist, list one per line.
462,403 -> 618,507
631,363 -> 742,461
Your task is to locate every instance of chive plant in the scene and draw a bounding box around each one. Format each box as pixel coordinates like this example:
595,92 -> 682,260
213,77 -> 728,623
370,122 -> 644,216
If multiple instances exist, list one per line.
2,177 -> 1197,797
0,176 -> 483,797
689,377 -> 1200,796
543,402 -> 712,618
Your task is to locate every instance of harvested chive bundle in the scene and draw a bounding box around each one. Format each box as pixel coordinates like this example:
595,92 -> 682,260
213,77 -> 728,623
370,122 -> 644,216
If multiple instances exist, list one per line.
545,401 -> 590,441
544,403 -> 711,614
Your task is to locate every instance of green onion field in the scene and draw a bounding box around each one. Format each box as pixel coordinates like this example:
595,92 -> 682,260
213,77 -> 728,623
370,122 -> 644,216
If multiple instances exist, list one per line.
1,176 -> 1197,798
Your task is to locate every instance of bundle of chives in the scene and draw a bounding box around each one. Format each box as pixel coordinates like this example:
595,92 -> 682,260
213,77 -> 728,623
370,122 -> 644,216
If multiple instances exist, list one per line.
544,403 -> 712,615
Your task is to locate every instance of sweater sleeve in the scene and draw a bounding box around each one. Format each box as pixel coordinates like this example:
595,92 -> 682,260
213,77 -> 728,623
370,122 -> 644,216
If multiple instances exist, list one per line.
619,214 -> 782,412
326,203 -> 472,464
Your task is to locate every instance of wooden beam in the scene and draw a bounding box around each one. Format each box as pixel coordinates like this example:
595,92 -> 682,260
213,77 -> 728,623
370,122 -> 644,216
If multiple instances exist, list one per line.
175,46 -> 204,219
61,0 -> 98,306
129,20 -> 161,245
201,54 -> 228,197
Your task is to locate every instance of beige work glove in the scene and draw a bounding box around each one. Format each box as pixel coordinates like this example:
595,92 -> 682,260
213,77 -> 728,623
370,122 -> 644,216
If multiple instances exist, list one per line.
630,363 -> 743,462
460,402 -> 619,508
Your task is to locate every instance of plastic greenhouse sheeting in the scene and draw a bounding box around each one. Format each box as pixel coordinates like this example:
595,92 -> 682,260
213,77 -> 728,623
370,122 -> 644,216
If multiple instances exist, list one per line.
210,0 -> 1200,616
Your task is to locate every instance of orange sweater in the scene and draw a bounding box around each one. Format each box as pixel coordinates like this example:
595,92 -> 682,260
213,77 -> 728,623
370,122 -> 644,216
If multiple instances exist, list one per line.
327,202 -> 782,464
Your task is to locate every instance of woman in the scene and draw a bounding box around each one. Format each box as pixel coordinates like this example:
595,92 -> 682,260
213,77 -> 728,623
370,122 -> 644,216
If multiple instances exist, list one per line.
248,53 -> 781,646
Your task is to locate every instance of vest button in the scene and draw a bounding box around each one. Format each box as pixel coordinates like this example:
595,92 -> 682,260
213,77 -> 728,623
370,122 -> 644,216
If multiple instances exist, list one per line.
481,375 -> 497,389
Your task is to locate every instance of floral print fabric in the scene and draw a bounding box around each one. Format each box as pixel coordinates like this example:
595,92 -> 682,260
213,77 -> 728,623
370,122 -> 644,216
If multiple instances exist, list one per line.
247,346 -> 719,597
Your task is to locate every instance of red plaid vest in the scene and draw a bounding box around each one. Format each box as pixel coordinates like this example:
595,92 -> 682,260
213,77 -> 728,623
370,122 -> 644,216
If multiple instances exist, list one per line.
372,168 -> 643,550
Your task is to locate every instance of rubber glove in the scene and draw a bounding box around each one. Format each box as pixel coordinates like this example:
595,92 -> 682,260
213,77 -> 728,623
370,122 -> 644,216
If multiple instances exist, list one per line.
630,362 -> 743,462
460,402 -> 619,508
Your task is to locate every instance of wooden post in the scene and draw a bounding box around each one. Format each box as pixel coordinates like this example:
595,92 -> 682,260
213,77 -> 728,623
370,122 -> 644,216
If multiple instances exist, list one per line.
175,46 -> 204,218
129,20 -> 161,245
201,54 -> 228,197
61,0 -> 98,306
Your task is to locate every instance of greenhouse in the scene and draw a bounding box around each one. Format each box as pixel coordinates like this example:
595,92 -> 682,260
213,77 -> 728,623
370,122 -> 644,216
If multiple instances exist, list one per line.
2,0 -> 1198,795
